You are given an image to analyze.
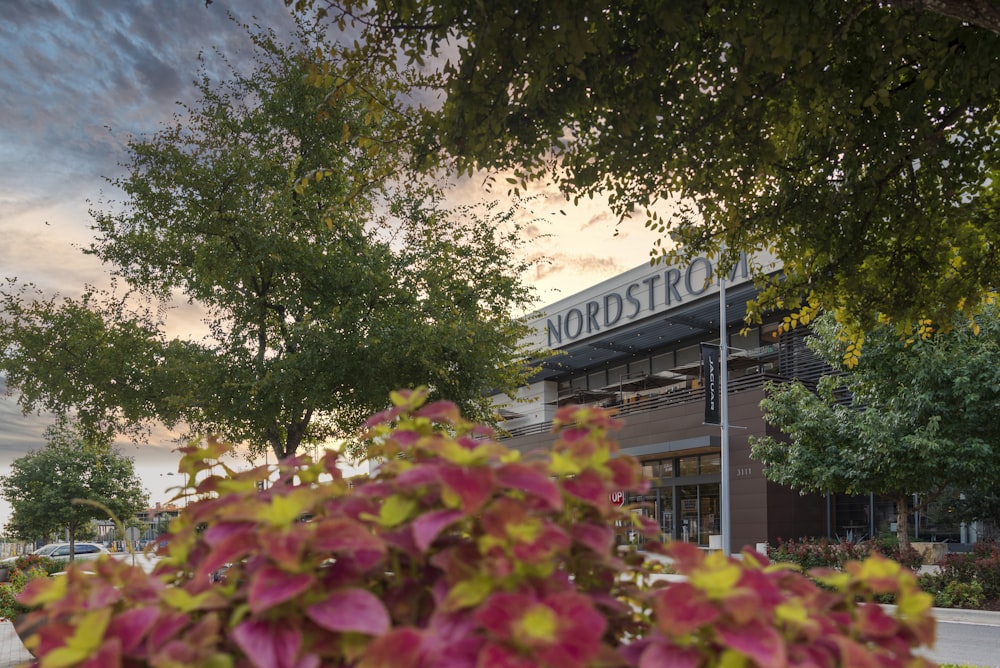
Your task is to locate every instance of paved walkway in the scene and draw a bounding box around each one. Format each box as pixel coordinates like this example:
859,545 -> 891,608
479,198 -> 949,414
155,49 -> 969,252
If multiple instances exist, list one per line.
0,621 -> 33,668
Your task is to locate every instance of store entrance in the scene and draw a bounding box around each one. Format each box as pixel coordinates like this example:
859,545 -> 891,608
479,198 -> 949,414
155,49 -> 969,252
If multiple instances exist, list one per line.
679,483 -> 720,545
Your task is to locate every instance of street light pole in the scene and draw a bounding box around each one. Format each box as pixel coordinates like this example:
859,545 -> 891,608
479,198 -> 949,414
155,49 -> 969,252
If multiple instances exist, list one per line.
719,254 -> 732,556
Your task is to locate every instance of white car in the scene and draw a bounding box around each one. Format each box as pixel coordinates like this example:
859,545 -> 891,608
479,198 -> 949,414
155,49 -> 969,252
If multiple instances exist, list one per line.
2,542 -> 110,564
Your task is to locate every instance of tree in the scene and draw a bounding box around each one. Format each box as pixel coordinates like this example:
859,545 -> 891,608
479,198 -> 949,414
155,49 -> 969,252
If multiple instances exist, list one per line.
0,419 -> 148,557
286,0 -> 1000,336
750,308 -> 1000,551
0,19 -> 537,460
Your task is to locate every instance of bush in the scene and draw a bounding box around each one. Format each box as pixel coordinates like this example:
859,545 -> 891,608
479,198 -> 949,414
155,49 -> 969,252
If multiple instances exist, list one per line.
768,536 -> 923,573
918,573 -> 985,609
936,540 -> 1000,601
10,554 -> 60,576
19,390 -> 938,667
0,558 -> 53,621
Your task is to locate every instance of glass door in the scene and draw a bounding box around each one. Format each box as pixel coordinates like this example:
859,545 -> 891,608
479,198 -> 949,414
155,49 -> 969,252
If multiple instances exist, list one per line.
679,485 -> 699,543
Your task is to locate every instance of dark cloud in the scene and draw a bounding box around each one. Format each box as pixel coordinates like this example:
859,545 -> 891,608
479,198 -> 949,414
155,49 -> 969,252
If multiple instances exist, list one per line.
0,0 -> 296,203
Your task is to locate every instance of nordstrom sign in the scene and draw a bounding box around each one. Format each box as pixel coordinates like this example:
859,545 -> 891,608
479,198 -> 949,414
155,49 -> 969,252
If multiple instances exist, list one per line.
542,252 -> 753,348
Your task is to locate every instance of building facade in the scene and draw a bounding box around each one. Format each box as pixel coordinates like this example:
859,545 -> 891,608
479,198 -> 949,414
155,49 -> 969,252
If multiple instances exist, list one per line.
494,252 -> 839,551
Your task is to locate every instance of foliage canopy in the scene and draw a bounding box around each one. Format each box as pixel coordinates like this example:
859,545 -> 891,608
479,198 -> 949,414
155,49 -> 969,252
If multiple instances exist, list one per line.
0,419 -> 148,548
287,0 -> 1000,334
751,308 -> 1000,550
0,19 -> 538,460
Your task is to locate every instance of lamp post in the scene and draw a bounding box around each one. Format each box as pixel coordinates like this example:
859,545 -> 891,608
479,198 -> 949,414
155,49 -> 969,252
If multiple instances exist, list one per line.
719,253 -> 732,556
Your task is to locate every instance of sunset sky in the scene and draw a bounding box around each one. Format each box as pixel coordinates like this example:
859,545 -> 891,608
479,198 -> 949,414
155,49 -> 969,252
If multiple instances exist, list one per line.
0,0 -> 663,517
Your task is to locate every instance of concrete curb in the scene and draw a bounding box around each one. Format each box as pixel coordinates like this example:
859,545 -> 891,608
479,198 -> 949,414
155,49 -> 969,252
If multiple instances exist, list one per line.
880,603 -> 1000,626
930,606 -> 1000,626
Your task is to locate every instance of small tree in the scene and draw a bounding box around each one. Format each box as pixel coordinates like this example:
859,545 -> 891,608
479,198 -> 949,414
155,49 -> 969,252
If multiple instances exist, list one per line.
751,308 -> 1000,552
0,419 -> 148,559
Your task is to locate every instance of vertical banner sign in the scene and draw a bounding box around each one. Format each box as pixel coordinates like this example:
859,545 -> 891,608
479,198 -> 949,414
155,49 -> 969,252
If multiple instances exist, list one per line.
701,343 -> 721,425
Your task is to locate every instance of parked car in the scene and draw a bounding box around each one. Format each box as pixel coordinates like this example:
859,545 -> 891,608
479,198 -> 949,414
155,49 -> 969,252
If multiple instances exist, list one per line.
1,542 -> 110,565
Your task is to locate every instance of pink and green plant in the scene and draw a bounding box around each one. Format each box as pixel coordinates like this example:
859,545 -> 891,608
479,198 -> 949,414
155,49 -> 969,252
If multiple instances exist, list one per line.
18,389 -> 937,667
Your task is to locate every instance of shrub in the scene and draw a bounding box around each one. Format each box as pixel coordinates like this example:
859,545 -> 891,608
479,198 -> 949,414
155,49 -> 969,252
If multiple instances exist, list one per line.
0,560 -> 52,621
918,573 -> 985,609
768,536 -> 923,573
19,390 -> 937,667
10,554 -> 60,576
936,540 -> 1000,601
768,537 -> 865,570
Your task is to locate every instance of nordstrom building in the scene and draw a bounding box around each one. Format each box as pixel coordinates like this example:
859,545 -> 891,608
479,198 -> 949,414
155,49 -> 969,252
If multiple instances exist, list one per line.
494,252 -> 962,550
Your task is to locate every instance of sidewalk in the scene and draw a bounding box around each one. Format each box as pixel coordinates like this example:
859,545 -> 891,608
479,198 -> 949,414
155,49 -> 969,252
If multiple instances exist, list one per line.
0,621 -> 32,668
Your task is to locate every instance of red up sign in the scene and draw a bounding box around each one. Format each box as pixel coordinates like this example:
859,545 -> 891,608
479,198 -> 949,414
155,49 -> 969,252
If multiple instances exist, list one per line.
609,490 -> 625,507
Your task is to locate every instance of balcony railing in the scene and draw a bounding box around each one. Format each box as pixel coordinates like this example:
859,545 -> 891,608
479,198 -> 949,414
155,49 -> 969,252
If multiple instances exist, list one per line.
498,371 -> 787,440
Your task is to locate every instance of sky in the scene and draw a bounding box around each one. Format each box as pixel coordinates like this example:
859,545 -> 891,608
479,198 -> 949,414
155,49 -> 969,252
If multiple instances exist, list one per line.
0,0 -> 663,522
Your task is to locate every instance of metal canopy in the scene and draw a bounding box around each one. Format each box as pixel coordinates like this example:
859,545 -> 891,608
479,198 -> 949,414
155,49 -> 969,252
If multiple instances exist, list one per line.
531,281 -> 760,381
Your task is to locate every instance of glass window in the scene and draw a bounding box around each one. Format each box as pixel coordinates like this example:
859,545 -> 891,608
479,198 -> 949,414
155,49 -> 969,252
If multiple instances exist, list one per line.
700,453 -> 721,474
678,456 -> 698,476
699,483 -> 721,544
651,352 -> 674,373
679,485 -> 699,542
588,370 -> 606,389
629,358 -> 650,377
659,459 -> 674,478
761,323 -> 781,354
676,345 -> 700,366
730,328 -> 759,354
607,365 -> 627,386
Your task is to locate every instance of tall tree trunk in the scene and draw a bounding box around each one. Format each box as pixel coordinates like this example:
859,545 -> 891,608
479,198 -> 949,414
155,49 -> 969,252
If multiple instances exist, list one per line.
895,495 -> 911,554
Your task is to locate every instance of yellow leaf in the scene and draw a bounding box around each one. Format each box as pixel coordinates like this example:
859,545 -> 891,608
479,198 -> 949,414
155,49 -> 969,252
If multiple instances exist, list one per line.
514,604 -> 557,644
897,590 -> 933,617
378,495 -> 416,528
262,490 -> 313,527
548,451 -> 581,476
161,587 -> 221,613
443,576 -> 493,611
39,646 -> 90,668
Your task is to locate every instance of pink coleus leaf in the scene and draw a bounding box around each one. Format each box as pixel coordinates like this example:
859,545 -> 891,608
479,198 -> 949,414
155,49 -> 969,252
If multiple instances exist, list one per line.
560,469 -> 608,508
307,587 -> 391,636
716,619 -> 786,667
496,463 -> 563,510
248,564 -> 316,614
438,465 -> 494,513
638,641 -> 701,668
312,517 -> 386,570
571,522 -> 615,555
106,606 -> 159,654
651,583 -> 721,636
476,643 -> 536,668
412,509 -> 464,552
257,525 -> 311,570
830,635 -> 883,668
199,522 -> 259,577
856,603 -> 901,639
231,619 -> 303,668
416,400 -> 461,424
358,628 -> 423,668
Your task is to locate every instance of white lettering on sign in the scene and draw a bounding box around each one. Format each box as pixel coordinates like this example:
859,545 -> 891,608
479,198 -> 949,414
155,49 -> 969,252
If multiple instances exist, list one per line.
609,490 -> 625,507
